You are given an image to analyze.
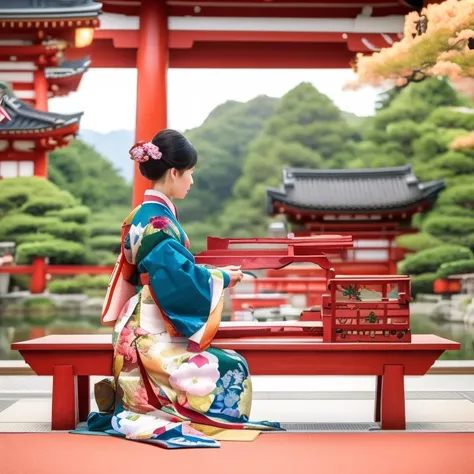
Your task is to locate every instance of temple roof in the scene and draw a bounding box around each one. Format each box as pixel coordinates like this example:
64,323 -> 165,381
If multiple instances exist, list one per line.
46,57 -> 91,80
0,1 -> 102,19
267,165 -> 446,214
0,86 -> 82,135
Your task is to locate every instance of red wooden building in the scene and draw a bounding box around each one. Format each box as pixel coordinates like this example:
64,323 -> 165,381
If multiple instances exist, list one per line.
266,165 -> 445,275
0,0 -> 101,178
0,83 -> 82,179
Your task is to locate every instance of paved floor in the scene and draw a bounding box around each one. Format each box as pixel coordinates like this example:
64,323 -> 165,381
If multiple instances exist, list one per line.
2,374 -> 474,433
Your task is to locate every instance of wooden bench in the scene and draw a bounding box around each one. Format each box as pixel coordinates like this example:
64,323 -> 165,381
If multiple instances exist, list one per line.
9,238 -> 461,433
11,332 -> 459,432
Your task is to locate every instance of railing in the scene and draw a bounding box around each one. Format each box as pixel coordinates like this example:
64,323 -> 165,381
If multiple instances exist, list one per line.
231,276 -> 327,310
321,275 -> 411,343
195,235 -> 354,280
0,258 -> 114,293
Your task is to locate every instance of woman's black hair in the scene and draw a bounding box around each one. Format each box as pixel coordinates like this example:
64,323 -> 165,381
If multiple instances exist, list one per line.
138,129 -> 198,181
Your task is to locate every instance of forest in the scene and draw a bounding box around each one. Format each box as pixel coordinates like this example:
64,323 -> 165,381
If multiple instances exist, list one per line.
2,77 -> 474,295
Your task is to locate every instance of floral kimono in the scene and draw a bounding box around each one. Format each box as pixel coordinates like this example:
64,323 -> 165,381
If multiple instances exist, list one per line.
85,190 -> 280,449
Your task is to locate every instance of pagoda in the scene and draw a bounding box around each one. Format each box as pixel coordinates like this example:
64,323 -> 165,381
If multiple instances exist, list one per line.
0,1 -> 101,176
3,57 -> 92,106
266,165 -> 445,275
0,83 -> 82,179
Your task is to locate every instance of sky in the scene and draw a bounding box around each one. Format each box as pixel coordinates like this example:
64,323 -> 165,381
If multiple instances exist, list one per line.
49,68 -> 382,134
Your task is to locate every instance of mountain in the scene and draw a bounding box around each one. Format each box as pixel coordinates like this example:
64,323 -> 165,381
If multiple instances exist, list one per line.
79,129 -> 135,182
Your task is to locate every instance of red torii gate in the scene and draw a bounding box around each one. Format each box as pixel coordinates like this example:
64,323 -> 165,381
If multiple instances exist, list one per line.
64,0 -> 423,207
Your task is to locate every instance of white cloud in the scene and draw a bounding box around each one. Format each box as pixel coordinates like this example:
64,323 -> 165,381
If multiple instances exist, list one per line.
49,68 -> 382,133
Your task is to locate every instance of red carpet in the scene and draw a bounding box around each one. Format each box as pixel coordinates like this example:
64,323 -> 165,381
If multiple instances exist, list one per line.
1,432 -> 473,474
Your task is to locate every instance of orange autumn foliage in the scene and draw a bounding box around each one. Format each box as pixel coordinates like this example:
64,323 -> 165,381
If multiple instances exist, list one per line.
450,131 -> 474,150
350,0 -> 474,89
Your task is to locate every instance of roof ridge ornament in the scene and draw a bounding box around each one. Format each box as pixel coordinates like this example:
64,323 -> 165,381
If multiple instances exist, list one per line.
282,168 -> 295,188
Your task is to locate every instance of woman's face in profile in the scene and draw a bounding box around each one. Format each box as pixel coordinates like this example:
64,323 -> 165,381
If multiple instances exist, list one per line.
171,167 -> 195,199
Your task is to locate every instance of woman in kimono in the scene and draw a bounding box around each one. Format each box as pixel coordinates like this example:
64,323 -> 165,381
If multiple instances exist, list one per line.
87,129 -> 280,449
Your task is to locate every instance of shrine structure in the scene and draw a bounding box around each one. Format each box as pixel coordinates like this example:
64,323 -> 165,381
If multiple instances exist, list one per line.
0,83 -> 82,179
0,0 -> 101,178
0,0 -> 438,295
62,0 -> 427,207
266,165 -> 445,275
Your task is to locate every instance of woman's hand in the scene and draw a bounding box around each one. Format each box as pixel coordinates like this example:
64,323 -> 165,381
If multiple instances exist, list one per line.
222,266 -> 244,288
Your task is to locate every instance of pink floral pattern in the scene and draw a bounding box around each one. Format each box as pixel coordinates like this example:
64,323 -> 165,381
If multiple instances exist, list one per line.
134,386 -> 149,406
116,327 -> 137,364
149,216 -> 169,230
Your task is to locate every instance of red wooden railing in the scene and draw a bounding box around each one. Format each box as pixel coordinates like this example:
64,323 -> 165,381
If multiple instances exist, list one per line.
321,275 -> 411,343
0,258 -> 114,293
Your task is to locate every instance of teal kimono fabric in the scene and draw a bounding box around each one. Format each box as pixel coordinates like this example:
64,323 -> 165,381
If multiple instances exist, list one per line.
79,190 -> 280,449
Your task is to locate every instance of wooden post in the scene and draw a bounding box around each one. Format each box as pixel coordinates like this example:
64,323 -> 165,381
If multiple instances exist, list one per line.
33,69 -> 49,178
132,0 -> 169,208
388,236 -> 397,274
30,257 -> 47,294
52,365 -> 78,430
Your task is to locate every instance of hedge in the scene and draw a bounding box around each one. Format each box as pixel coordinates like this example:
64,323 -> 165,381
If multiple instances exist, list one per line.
88,222 -> 122,238
89,235 -> 121,253
42,221 -> 90,243
48,274 -> 110,294
411,273 -> 438,297
88,250 -> 118,266
16,239 -> 87,264
0,177 -> 77,207
436,233 -> 474,251
429,108 -> 474,130
20,197 -> 68,216
46,206 -> 91,224
15,233 -> 55,245
395,232 -> 442,252
398,245 -> 473,275
437,184 -> 474,208
0,214 -> 60,240
0,189 -> 29,213
431,151 -> 474,174
422,215 -> 474,237
432,205 -> 474,218
48,279 -> 84,294
437,259 -> 474,278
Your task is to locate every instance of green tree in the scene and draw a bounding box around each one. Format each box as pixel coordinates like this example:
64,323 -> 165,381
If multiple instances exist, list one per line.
0,177 -> 90,264
179,95 -> 278,224
49,139 -> 132,211
215,83 -> 357,241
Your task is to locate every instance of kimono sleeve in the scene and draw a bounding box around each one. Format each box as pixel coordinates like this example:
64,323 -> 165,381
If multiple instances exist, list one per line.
139,238 -> 230,351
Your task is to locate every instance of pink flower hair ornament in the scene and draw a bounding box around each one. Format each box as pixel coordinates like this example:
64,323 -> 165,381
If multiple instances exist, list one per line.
129,140 -> 162,163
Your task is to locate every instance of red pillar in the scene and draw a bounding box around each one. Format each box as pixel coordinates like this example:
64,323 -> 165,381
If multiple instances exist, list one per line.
388,236 -> 397,274
34,69 -> 49,178
132,0 -> 169,208
30,257 -> 47,294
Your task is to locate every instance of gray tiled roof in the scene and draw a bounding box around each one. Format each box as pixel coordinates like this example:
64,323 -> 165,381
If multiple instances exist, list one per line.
46,57 -> 91,79
0,94 -> 82,133
267,165 -> 445,214
0,1 -> 101,19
